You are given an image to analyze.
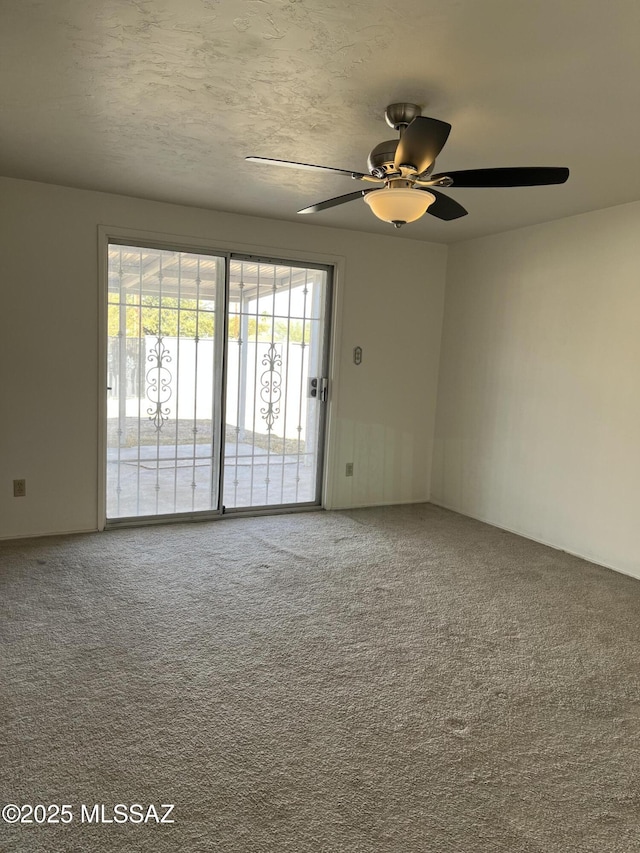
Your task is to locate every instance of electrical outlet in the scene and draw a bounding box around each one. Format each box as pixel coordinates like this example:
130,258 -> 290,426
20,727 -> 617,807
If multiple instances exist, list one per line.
13,479 -> 26,497
345,462 -> 354,477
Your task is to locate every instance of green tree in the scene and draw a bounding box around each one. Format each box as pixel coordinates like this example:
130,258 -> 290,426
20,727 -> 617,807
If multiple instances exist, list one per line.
110,300 -> 310,344
108,296 -> 215,339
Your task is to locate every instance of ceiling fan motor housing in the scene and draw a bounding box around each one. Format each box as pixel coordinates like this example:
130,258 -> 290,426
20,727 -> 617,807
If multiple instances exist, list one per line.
367,140 -> 399,176
368,104 -> 427,177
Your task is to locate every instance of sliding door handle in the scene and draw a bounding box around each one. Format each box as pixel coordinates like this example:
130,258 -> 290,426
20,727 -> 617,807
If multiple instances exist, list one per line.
309,377 -> 329,402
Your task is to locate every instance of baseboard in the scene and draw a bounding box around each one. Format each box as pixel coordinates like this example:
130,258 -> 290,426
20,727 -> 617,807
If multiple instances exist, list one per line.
0,526 -> 99,543
428,499 -> 640,583
327,497 -> 430,512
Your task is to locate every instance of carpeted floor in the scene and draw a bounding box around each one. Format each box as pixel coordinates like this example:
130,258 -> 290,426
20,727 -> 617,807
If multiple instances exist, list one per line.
1,503 -> 640,852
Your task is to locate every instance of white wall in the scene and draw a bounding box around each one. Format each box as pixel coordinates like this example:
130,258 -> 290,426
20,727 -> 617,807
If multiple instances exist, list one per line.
4,174 -> 640,581
0,177 -> 447,538
431,201 -> 640,578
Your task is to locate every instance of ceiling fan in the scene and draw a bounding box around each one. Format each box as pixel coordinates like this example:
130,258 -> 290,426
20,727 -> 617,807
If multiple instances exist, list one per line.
247,103 -> 569,229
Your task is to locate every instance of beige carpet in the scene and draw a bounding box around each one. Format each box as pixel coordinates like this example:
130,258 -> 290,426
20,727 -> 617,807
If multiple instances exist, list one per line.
1,503 -> 640,852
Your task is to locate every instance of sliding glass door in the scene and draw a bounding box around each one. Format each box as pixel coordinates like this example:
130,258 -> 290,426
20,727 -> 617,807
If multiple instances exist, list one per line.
224,257 -> 330,508
105,242 -> 331,523
106,244 -> 226,519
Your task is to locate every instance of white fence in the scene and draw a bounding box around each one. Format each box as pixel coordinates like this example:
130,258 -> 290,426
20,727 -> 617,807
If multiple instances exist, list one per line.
107,336 -> 314,441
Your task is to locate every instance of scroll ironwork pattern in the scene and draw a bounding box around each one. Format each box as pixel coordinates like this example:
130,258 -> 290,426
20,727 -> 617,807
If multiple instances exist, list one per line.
146,335 -> 173,430
260,343 -> 282,431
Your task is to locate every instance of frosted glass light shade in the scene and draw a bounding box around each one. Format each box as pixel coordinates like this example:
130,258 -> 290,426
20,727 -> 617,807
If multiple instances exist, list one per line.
364,188 -> 436,224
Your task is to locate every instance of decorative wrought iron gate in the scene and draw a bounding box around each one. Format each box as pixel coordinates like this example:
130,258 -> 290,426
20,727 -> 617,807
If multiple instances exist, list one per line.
224,257 -> 330,509
105,243 -> 331,522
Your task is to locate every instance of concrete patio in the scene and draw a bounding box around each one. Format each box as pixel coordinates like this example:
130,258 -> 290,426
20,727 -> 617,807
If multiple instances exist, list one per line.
106,440 -> 317,518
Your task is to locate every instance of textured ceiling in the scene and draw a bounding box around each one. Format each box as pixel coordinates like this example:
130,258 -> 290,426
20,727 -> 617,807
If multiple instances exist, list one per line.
2,0 -> 640,243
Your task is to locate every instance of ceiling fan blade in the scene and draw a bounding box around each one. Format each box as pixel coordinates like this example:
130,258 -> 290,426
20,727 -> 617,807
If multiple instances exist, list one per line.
298,189 -> 374,215
246,156 -> 369,180
431,166 -> 570,187
393,117 -> 452,173
420,188 -> 468,221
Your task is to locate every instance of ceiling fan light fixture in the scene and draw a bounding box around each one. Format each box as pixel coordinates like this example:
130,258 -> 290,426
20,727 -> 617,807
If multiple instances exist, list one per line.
248,104 -> 569,226
364,187 -> 436,226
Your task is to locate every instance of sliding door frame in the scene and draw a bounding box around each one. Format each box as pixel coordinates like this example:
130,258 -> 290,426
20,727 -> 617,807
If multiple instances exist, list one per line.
223,252 -> 333,515
97,225 -> 346,531
102,237 -> 229,527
